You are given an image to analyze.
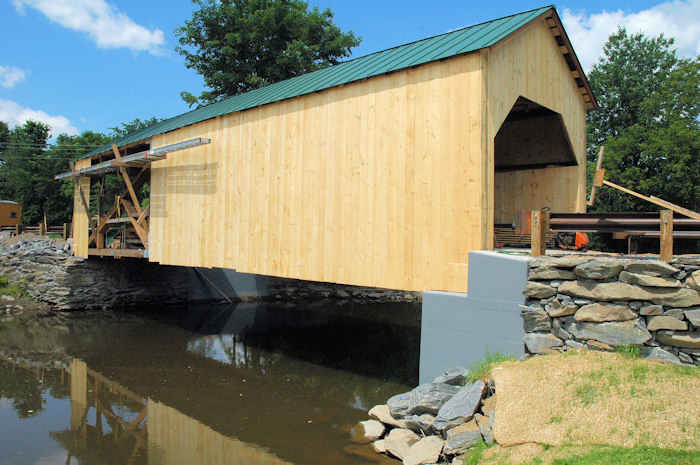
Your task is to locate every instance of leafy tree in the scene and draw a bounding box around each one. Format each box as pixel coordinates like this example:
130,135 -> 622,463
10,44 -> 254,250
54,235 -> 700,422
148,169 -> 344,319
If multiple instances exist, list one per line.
586,29 -> 699,215
109,117 -> 162,139
176,0 -> 361,106
0,122 -> 111,225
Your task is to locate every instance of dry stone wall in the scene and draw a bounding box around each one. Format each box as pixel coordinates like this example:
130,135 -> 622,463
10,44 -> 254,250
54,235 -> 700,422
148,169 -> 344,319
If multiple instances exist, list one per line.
523,255 -> 700,365
0,238 -> 189,311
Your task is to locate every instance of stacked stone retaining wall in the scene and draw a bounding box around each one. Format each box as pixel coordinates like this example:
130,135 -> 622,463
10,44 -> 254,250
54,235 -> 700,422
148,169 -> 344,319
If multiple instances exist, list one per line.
0,237 -> 418,310
0,238 -> 189,310
522,255 -> 700,365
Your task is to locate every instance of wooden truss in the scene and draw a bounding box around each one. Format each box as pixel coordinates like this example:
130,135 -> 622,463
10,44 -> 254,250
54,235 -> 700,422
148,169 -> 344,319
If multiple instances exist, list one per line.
58,138 -> 210,258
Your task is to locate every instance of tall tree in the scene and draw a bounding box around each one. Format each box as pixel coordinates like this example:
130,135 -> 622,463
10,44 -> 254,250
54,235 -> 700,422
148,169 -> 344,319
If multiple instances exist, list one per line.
0,121 -> 110,226
586,29 -> 699,214
176,0 -> 361,106
109,117 -> 162,139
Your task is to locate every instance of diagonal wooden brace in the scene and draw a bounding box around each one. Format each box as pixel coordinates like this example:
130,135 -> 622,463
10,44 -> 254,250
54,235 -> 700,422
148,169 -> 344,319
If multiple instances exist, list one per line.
136,204 -> 150,233
87,167 -> 149,246
113,144 -> 143,219
120,198 -> 148,247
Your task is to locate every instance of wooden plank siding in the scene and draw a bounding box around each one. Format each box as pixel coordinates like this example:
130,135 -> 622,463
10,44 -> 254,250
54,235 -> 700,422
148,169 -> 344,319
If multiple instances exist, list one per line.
150,53 -> 485,292
84,17 -> 591,293
486,17 -> 587,235
72,158 -> 91,259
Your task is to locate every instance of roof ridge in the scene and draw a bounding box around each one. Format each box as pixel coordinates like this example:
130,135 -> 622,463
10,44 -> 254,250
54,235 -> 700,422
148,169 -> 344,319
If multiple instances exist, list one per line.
82,5 -> 555,159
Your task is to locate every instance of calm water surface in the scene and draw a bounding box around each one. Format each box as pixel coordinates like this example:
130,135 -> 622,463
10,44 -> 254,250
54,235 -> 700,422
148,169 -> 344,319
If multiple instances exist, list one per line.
0,301 -> 420,464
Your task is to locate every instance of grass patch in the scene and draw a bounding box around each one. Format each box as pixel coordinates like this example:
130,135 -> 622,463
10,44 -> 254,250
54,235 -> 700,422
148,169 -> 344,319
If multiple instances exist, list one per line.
548,445 -> 700,465
0,274 -> 24,298
615,345 -> 641,359
480,444 -> 700,465
466,352 -> 516,383
574,383 -> 599,406
462,441 -> 489,465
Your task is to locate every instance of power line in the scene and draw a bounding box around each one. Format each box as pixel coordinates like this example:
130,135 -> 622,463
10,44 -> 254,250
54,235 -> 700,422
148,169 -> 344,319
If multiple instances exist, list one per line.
0,142 -> 108,149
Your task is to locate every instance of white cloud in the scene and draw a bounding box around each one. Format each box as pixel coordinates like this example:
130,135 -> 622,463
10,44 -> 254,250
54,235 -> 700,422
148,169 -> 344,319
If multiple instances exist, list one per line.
562,0 -> 700,72
13,0 -> 165,55
0,66 -> 27,88
0,99 -> 78,137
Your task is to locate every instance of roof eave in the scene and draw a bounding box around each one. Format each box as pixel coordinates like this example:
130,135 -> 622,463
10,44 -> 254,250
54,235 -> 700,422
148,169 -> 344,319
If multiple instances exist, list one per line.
545,8 -> 598,110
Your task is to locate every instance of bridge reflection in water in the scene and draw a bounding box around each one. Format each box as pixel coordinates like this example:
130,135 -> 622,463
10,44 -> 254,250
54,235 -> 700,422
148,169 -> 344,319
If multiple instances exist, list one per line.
45,301 -> 418,465
64,358 -> 292,465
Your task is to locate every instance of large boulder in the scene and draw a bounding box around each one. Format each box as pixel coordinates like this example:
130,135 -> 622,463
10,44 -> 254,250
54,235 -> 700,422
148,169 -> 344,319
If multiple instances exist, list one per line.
433,380 -> 485,432
388,383 -> 461,418
369,404 -> 408,428
351,420 -> 385,443
475,413 -> 495,445
403,436 -> 444,465
672,257 -> 700,267
529,267 -> 576,280
384,428 -> 420,461
529,256 -> 591,269
624,260 -> 679,277
687,271 -> 700,291
647,316 -> 688,331
640,304 -> 663,316
652,289 -> 700,308
640,347 -> 682,365
521,306 -> 551,332
559,280 -> 653,301
403,414 -> 435,435
655,331 -> 700,349
443,420 -> 483,455
564,320 -> 652,346
558,280 -> 699,306
574,260 -> 623,280
574,303 -> 636,322
523,333 -> 563,354
619,271 -> 681,288
432,367 -> 469,386
545,300 -> 577,317
523,282 -> 557,299
685,309 -> 700,327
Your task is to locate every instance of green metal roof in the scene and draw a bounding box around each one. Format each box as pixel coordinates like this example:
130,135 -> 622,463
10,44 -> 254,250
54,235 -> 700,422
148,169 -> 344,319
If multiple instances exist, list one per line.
84,5 -> 555,159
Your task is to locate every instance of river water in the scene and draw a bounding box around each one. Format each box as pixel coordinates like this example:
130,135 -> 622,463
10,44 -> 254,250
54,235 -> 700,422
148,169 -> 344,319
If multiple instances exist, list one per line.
0,301 -> 420,465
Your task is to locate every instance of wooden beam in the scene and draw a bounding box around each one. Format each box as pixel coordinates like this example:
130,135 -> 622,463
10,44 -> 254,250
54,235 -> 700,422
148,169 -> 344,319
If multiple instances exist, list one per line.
88,248 -> 145,259
112,144 -> 143,219
602,180 -> 700,220
136,204 -> 150,233
531,208 -> 549,257
593,168 -> 606,188
650,196 -> 700,221
111,161 -> 143,168
659,210 -> 673,262
87,167 -> 148,246
76,179 -> 90,216
119,198 -> 148,247
588,146 -> 605,206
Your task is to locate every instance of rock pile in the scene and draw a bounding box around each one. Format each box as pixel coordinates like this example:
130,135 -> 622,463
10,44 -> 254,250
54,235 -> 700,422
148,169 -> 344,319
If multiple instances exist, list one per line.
524,255 -> 700,365
355,368 -> 495,465
0,237 -> 188,310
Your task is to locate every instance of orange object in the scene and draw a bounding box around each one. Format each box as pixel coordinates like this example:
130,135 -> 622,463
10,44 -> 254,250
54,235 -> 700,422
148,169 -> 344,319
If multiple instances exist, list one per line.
575,232 -> 589,250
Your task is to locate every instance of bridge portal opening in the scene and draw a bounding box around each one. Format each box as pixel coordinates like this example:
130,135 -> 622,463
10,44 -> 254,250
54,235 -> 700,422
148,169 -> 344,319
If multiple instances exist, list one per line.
493,96 -> 578,229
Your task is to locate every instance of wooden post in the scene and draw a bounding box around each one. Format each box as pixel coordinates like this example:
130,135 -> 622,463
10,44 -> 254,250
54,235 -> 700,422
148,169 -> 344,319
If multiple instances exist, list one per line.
39,222 -> 45,236
14,224 -> 19,236
659,210 -> 673,262
62,223 -> 67,240
531,208 -> 549,257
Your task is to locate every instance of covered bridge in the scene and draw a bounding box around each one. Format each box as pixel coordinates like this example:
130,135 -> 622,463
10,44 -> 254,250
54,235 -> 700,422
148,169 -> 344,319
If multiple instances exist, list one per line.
60,5 -> 595,293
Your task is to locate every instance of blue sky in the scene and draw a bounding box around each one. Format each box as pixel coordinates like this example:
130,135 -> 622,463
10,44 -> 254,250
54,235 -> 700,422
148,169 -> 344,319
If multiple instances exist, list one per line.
0,0 -> 698,139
